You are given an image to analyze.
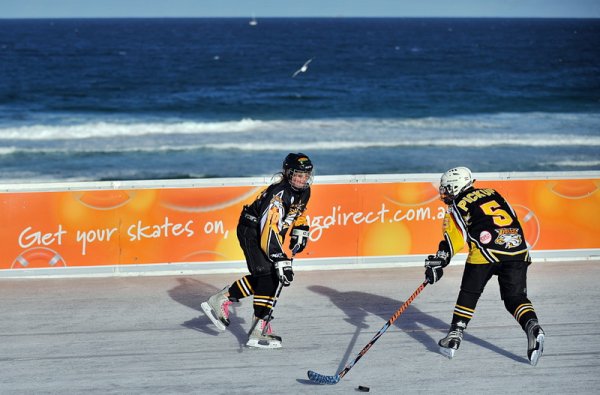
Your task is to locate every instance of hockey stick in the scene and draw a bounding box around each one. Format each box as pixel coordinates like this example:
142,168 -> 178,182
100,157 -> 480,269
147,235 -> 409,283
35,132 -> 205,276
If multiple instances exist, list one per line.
307,280 -> 428,384
261,282 -> 284,336
261,245 -> 300,336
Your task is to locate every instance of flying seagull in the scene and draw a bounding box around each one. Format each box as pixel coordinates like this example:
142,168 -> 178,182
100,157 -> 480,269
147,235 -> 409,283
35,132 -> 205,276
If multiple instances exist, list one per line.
292,58 -> 313,78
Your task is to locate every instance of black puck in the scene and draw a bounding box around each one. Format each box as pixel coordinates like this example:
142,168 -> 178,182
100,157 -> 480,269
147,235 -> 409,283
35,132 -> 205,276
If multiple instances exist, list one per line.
358,385 -> 370,392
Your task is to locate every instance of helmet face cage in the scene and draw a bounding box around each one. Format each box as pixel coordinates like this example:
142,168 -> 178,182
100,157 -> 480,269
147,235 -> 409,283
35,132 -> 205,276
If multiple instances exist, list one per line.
283,153 -> 314,191
439,167 -> 474,204
439,184 -> 455,205
286,168 -> 314,190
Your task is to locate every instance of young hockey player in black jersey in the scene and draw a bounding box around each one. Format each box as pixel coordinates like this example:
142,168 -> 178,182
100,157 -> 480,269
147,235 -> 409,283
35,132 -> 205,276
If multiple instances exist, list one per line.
201,153 -> 313,349
425,167 -> 545,366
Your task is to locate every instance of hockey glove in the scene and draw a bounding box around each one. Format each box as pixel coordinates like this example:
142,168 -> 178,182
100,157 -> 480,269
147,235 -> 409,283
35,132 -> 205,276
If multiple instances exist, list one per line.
434,250 -> 450,267
424,255 -> 445,284
289,225 -> 310,254
275,260 -> 294,287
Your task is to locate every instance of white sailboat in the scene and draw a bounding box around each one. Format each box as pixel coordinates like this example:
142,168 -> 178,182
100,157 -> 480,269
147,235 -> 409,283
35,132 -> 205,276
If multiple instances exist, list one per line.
249,15 -> 258,26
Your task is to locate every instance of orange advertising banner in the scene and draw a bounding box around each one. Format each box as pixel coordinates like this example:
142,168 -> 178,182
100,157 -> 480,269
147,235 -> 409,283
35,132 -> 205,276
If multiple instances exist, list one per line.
1,175 -> 599,273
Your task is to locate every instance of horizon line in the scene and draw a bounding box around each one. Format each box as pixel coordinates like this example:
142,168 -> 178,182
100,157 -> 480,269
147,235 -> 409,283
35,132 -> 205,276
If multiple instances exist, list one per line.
1,16 -> 599,20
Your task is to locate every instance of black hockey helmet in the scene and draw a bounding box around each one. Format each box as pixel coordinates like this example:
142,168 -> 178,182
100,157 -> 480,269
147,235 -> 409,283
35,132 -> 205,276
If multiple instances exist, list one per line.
283,152 -> 314,190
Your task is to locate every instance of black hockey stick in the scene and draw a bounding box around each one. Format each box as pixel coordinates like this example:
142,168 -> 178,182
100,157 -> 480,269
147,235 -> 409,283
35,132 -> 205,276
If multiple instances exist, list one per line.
307,280 -> 428,384
261,245 -> 300,336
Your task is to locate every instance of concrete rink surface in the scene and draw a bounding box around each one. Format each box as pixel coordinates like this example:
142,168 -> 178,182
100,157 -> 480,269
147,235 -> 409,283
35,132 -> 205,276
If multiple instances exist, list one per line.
1,260 -> 599,394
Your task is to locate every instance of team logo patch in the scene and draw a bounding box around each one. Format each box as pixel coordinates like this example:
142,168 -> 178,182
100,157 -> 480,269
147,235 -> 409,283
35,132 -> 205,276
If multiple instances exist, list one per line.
494,228 -> 523,248
479,230 -> 492,244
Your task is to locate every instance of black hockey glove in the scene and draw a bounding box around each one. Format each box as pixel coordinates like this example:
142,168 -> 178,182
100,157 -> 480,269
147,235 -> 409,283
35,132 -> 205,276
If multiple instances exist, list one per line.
289,225 -> 310,254
275,260 -> 294,286
425,259 -> 443,284
424,251 -> 449,285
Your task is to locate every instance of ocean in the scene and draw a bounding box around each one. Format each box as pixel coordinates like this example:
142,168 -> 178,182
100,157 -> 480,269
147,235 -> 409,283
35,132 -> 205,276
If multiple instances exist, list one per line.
0,17 -> 599,183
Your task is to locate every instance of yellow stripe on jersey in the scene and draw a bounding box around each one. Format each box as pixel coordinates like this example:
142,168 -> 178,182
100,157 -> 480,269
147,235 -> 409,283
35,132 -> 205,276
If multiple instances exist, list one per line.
260,197 -> 286,258
468,246 -> 530,264
467,242 -> 494,264
443,210 -> 467,258
488,248 -> 531,261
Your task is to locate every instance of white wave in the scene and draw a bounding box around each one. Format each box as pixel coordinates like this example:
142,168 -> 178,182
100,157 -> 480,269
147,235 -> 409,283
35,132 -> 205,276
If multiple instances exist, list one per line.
0,147 -> 18,155
202,136 -> 600,150
0,113 -> 598,151
2,134 -> 600,157
0,118 -> 264,140
548,160 -> 600,167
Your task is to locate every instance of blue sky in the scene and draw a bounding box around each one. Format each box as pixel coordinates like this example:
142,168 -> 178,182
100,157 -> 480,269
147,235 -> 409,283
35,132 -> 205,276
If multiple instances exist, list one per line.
2,0 -> 600,18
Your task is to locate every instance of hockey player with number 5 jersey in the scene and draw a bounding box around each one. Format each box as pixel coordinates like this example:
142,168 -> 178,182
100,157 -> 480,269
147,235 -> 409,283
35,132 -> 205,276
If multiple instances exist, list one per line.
424,167 -> 545,366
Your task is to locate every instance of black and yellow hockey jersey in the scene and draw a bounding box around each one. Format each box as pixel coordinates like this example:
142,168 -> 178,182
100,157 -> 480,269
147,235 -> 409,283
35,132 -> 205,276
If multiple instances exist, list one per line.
242,179 -> 310,261
441,187 -> 530,264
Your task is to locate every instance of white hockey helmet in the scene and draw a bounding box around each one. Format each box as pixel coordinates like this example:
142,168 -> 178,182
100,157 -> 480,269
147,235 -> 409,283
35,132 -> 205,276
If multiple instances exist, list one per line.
439,166 -> 475,204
